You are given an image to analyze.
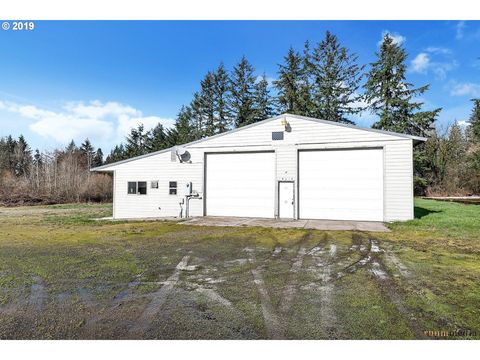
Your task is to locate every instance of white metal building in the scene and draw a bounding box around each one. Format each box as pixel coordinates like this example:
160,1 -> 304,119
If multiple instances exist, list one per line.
92,114 -> 425,222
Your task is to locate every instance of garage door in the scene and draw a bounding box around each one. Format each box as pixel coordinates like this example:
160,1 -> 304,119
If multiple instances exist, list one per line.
205,152 -> 275,218
299,149 -> 384,221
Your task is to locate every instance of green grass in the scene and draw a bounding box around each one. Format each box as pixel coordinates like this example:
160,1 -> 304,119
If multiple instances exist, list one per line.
0,199 -> 479,339
386,198 -> 480,253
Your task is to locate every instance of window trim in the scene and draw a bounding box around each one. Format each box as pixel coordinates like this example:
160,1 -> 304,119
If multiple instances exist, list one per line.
169,181 -> 178,195
127,181 -> 148,195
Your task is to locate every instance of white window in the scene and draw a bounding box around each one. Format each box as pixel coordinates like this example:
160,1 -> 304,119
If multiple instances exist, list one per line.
127,181 -> 147,195
169,181 -> 177,195
151,181 -> 159,189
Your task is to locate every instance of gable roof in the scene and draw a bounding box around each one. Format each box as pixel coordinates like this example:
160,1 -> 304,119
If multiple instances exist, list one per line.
91,113 -> 427,171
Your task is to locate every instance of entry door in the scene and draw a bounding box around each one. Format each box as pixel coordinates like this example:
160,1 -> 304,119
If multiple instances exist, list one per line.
278,182 -> 294,219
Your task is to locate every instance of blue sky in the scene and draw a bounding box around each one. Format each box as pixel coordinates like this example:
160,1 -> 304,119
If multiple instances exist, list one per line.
0,20 -> 479,153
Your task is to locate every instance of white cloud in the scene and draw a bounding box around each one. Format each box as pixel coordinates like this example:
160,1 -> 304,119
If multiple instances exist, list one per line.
450,82 -> 480,97
411,53 -> 430,73
255,75 -> 276,86
456,21 -> 466,39
0,99 -> 174,147
458,120 -> 470,127
378,31 -> 406,46
410,48 -> 457,80
425,47 -> 452,55
63,100 -> 140,119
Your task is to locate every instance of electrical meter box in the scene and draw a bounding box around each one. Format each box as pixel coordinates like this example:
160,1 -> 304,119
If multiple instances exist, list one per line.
183,182 -> 192,196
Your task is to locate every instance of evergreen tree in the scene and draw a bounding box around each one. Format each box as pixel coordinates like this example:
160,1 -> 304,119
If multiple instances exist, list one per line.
308,31 -> 363,124
146,123 -> 170,152
172,105 -> 195,145
33,149 -> 43,167
32,149 -> 42,188
125,124 -> 148,157
364,34 -> 441,137
105,144 -> 126,164
213,63 -> 232,133
66,140 -> 77,153
230,56 -> 257,127
80,138 -> 95,169
274,47 -> 305,115
0,136 -> 17,174
199,71 -> 216,136
92,148 -> 104,167
298,40 -> 316,116
468,99 -> 480,143
190,92 -> 205,139
253,74 -> 276,122
13,135 -> 32,177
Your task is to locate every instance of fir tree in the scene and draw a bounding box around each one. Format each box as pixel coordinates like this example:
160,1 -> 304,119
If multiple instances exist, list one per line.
364,34 -> 440,137
213,63 -> 232,133
66,140 -> 77,153
230,56 -> 257,127
274,47 -> 305,115
13,135 -> 32,177
125,124 -> 148,157
146,123 -> 169,152
33,149 -> 43,167
190,92 -> 205,139
253,74 -> 276,122
80,138 -> 95,169
32,149 -> 42,188
0,135 -> 17,173
92,148 -> 104,167
172,106 -> 195,145
199,71 -> 216,137
308,31 -> 363,124
298,40 -> 315,116
468,99 -> 480,143
105,144 -> 126,164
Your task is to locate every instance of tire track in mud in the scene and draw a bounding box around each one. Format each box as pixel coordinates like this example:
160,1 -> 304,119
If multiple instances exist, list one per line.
245,230 -> 313,339
317,243 -> 341,338
128,255 -> 190,337
279,244 -> 308,315
310,233 -> 425,338
366,239 -> 427,340
246,250 -> 285,339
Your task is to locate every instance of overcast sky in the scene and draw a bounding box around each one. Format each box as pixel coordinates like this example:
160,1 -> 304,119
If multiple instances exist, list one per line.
0,20 -> 479,153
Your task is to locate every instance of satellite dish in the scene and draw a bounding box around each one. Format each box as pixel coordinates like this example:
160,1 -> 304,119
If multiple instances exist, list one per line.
176,147 -> 187,156
176,147 -> 191,162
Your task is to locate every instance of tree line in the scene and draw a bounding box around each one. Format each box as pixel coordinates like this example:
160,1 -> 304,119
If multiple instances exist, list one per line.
0,137 -> 111,205
1,31 -> 479,204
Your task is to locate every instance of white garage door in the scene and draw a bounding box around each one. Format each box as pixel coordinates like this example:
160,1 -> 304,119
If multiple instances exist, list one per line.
299,149 -> 384,221
205,152 -> 275,218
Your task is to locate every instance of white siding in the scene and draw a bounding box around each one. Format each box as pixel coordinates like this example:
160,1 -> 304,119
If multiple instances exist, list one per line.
113,150 -> 204,219
188,116 -> 399,149
384,139 -> 414,221
105,115 -> 415,221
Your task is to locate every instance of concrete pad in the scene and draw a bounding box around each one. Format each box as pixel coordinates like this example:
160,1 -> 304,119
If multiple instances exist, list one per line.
183,216 -> 390,232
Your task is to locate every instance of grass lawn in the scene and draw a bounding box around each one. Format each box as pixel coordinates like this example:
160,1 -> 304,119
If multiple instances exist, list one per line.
0,199 -> 479,339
